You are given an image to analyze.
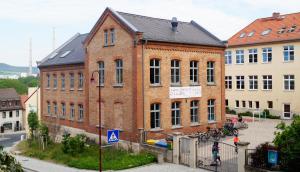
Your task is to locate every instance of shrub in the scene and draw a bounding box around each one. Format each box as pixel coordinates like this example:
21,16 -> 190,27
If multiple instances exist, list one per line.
62,133 -> 87,155
28,111 -> 39,139
226,107 -> 237,114
0,146 -> 23,172
250,142 -> 279,170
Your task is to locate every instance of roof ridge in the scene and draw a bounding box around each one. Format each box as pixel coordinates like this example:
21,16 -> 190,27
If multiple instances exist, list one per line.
258,11 -> 300,20
117,11 -> 190,24
190,20 -> 222,43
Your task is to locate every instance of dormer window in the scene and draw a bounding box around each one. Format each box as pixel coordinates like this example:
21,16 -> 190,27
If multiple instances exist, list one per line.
287,25 -> 296,33
60,51 -> 71,58
110,28 -> 115,45
104,30 -> 108,46
239,33 -> 246,38
261,29 -> 271,36
248,31 -> 255,37
278,27 -> 286,34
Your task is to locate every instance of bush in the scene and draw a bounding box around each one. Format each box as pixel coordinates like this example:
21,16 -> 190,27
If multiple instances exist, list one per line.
28,111 -> 39,139
226,107 -> 237,114
0,146 -> 23,172
250,142 -> 279,170
62,133 -> 87,155
273,116 -> 300,171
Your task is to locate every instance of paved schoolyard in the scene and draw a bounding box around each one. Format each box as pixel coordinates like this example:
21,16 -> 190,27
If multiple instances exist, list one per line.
119,163 -> 208,172
223,115 -> 292,149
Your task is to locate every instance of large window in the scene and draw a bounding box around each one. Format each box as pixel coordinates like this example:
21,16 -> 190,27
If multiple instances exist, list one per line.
61,103 -> 66,118
70,104 -> 75,120
249,75 -> 258,90
47,102 -> 51,115
236,76 -> 245,90
47,74 -> 50,88
53,74 -> 57,89
150,103 -> 160,129
267,101 -> 273,109
248,101 -> 253,109
150,59 -> 160,85
263,75 -> 272,90
284,75 -> 295,90
98,61 -> 105,86
70,73 -> 74,90
249,49 -> 258,63
208,99 -> 215,121
207,61 -> 215,84
171,102 -> 180,126
255,101 -> 260,109
225,76 -> 232,89
104,30 -> 108,46
225,51 -> 232,64
78,72 -> 84,89
53,102 -> 57,116
262,48 -> 272,63
171,60 -> 180,85
236,50 -> 244,64
283,45 -> 294,62
190,100 -> 199,123
190,61 -> 198,85
235,100 -> 239,108
61,74 -> 65,90
78,104 -> 84,121
115,59 -> 123,84
110,28 -> 115,45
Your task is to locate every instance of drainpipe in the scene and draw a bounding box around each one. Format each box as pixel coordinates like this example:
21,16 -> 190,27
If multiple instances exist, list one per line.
141,39 -> 148,142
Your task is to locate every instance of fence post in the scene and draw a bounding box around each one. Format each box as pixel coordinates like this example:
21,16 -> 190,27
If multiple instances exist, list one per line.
237,141 -> 250,172
188,138 -> 197,168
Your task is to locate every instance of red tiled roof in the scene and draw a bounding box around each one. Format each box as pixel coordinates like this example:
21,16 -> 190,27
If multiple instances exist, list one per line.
228,12 -> 300,47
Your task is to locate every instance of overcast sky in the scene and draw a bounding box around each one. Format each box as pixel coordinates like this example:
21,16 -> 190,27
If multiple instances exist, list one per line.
0,0 -> 299,67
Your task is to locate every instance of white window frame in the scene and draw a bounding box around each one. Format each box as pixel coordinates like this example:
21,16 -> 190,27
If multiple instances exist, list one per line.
207,61 -> 215,84
190,100 -> 199,123
267,101 -> 273,109
61,103 -> 66,118
236,50 -> 244,64
225,51 -> 232,64
171,60 -> 181,86
70,104 -> 75,120
248,49 -> 258,63
53,102 -> 57,116
61,74 -> 65,90
225,76 -> 232,89
283,45 -> 294,62
248,101 -> 253,109
190,61 -> 199,85
98,61 -> 105,86
47,102 -> 51,115
78,104 -> 84,121
255,101 -> 260,109
208,99 -> 215,121
70,73 -> 74,90
235,100 -> 239,108
78,72 -> 84,89
150,103 -> 160,129
284,75 -> 295,91
236,76 -> 245,90
249,75 -> 258,90
53,74 -> 57,89
47,74 -> 50,88
150,59 -> 161,85
263,75 -> 272,90
104,30 -> 108,46
262,48 -> 272,63
110,28 -> 115,45
115,59 -> 123,85
171,102 -> 181,126
283,103 -> 291,119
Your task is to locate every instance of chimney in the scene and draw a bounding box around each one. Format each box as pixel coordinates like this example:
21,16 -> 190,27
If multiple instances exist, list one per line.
171,17 -> 178,32
272,12 -> 280,18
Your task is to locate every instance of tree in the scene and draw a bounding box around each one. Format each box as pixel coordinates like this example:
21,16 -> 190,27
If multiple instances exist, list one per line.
28,111 -> 39,139
273,116 -> 300,171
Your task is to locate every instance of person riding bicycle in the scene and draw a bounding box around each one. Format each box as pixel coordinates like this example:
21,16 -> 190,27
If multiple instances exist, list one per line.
238,114 -> 243,122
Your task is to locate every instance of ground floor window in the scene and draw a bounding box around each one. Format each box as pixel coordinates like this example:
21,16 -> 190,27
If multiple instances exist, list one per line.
235,100 -> 239,108
267,101 -> 273,109
242,101 -> 246,108
16,110 -> 19,117
255,101 -> 260,109
208,99 -> 215,121
150,103 -> 160,129
225,99 -> 228,107
171,102 -> 181,126
283,104 -> 291,118
249,101 -> 252,109
9,111 -> 12,118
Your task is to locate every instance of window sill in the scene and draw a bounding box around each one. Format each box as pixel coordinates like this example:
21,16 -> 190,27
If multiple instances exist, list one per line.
235,63 -> 245,65
46,88 -> 50,90
59,116 -> 66,120
190,123 -> 200,127
170,84 -> 181,87
236,89 -> 245,91
114,128 -> 124,132
70,88 -> 75,91
190,83 -> 200,86
261,62 -> 272,64
77,120 -> 84,123
103,44 -> 114,48
78,88 -> 83,91
248,89 -> 258,91
113,84 -> 124,88
97,84 -> 104,87
283,90 -> 295,92
61,89 -> 65,91
207,83 -> 216,86
171,125 -> 183,129
248,62 -> 258,64
149,128 -> 163,132
53,88 -> 57,90
283,60 -> 294,63
208,120 -> 217,124
150,84 -> 162,87
262,89 -> 272,91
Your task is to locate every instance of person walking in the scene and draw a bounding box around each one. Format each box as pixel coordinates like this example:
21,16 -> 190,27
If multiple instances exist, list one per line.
233,134 -> 239,153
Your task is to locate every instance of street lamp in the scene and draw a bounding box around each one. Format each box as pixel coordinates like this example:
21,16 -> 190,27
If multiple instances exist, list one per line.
90,70 -> 102,172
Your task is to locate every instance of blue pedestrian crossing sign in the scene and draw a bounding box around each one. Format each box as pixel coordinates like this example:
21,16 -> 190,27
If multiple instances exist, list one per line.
107,129 -> 119,144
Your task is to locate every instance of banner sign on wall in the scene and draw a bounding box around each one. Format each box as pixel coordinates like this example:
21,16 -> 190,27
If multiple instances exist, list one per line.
169,86 -> 202,99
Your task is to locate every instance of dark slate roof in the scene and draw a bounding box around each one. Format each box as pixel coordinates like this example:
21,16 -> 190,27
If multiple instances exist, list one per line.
117,11 -> 224,47
0,88 -> 20,101
38,33 -> 88,68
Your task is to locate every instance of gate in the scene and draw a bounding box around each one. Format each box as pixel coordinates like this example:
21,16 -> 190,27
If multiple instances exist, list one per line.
196,140 -> 238,172
179,137 -> 191,166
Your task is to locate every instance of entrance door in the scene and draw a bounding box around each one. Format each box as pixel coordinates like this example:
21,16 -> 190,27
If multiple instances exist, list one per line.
283,104 -> 291,119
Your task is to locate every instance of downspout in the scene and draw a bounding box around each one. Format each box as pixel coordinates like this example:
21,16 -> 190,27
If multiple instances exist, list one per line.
142,39 -> 147,131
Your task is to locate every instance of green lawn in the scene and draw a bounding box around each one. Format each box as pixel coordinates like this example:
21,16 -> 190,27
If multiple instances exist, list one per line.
17,140 -> 156,170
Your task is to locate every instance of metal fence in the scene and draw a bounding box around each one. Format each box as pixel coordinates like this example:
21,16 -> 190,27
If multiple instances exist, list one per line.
196,140 -> 238,172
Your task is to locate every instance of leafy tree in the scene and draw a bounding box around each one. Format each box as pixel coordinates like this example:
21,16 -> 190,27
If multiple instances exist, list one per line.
0,146 -> 23,172
273,116 -> 300,171
28,111 -> 39,139
0,76 -> 39,94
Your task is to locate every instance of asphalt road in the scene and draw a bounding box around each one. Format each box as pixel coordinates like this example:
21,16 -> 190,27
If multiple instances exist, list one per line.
0,131 -> 26,148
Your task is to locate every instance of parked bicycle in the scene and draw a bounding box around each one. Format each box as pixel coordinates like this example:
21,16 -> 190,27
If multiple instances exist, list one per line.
223,121 -> 238,136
